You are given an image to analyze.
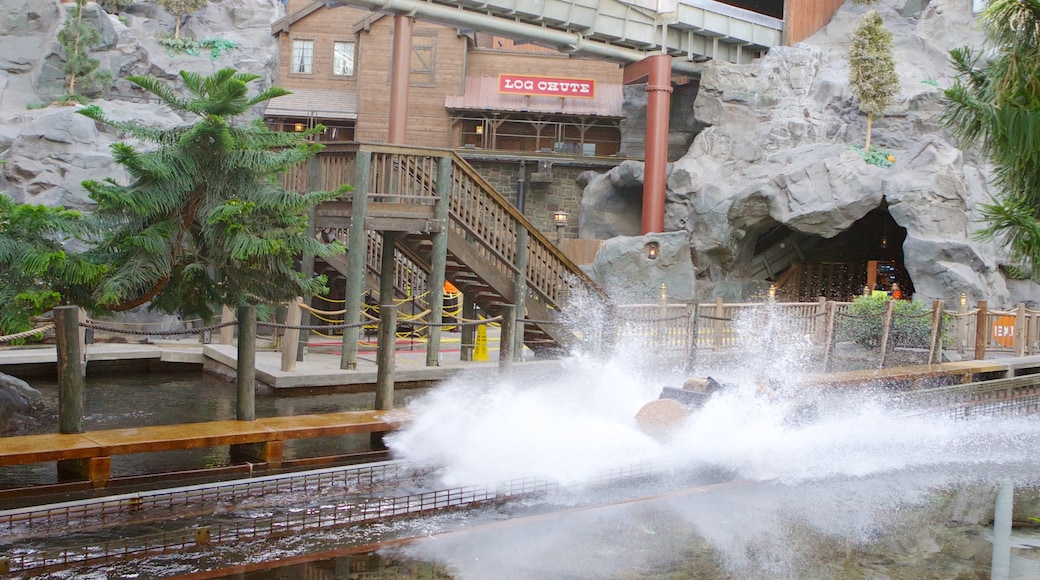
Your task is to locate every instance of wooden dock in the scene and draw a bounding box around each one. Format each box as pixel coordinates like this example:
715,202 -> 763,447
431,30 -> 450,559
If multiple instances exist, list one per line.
0,410 -> 401,488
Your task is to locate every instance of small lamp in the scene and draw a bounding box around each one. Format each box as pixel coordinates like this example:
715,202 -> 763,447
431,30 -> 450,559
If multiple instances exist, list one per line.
768,284 -> 777,301
960,292 -> 967,307
552,211 -> 568,246
475,125 -> 483,135
645,241 -> 659,260
293,122 -> 305,132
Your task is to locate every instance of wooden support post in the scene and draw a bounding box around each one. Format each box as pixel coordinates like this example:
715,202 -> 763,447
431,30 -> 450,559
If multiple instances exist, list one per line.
974,300 -> 988,361
823,300 -> 837,371
499,304 -> 516,373
373,303 -> 397,450
816,297 -> 828,343
878,299 -> 895,368
712,297 -> 724,351
684,302 -> 699,373
512,227 -> 529,362
55,305 -> 84,435
237,304 -> 256,422
57,456 -> 110,487
460,295 -> 476,361
928,300 -> 944,364
375,304 -> 397,411
298,197 -> 318,362
1014,302 -> 1027,357
342,151 -> 371,369
219,305 -> 234,345
426,156 -> 452,367
281,297 -> 302,372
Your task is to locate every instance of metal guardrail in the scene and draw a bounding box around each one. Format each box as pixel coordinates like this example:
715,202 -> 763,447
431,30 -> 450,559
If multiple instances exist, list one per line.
895,373 -> 1040,419
1,460 -> 663,574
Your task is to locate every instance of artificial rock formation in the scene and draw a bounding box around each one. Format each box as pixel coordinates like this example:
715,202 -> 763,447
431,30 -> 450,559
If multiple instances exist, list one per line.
0,371 -> 43,434
586,0 -> 1029,307
0,0 -> 282,208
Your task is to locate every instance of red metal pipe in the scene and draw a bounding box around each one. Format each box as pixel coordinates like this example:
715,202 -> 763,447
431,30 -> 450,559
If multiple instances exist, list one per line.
641,54 -> 672,234
388,14 -> 414,144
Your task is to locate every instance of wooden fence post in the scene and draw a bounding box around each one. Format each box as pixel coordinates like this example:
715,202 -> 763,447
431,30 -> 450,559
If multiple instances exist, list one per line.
712,297 -> 724,351
236,304 -> 256,422
928,299 -> 944,364
280,298 -> 302,372
974,300 -> 988,361
219,305 -> 234,345
685,302 -> 699,373
878,299 -> 895,368
499,304 -> 516,374
823,300 -> 837,372
55,305 -> 84,435
1014,302 -> 1027,357
958,293 -> 968,355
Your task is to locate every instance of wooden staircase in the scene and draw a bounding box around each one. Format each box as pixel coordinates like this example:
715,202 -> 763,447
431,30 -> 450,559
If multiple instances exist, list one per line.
283,143 -> 608,354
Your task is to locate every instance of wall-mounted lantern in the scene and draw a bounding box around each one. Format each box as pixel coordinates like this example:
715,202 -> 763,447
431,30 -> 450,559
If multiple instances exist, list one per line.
553,211 -> 568,246
293,122 -> 305,132
645,241 -> 659,260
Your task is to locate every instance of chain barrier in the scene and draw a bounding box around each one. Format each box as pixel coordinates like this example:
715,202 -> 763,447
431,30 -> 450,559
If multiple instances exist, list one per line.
79,319 -> 237,337
0,324 -> 55,343
946,309 -> 981,318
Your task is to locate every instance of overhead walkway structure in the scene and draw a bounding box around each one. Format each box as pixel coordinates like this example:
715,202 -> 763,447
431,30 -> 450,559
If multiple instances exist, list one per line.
326,0 -> 783,69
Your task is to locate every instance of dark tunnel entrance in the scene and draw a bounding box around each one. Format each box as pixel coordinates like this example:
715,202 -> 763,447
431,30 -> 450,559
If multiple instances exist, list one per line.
753,205 -> 914,301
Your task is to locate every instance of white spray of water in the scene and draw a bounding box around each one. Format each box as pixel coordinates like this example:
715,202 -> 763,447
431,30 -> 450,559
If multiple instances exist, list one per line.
387,301 -> 1040,490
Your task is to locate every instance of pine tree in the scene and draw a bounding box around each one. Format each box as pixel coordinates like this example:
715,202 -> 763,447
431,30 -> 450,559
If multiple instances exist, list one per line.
157,0 -> 208,40
0,196 -> 106,336
941,0 -> 1040,271
78,68 -> 347,320
56,0 -> 112,99
847,8 -> 900,152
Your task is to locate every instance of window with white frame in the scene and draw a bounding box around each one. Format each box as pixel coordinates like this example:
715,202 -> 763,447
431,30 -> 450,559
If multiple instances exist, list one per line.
333,41 -> 355,76
292,40 -> 314,74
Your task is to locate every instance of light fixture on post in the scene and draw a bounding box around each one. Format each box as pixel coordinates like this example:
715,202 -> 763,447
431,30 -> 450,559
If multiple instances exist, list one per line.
768,284 -> 777,301
552,211 -> 568,246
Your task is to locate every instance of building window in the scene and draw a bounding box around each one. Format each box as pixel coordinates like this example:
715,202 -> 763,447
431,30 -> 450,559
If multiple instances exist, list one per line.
333,41 -> 355,76
387,31 -> 436,87
292,40 -> 314,74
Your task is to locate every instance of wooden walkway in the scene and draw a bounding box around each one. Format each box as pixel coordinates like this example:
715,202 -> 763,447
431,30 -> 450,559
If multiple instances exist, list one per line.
807,360 -> 1016,389
0,410 -> 400,488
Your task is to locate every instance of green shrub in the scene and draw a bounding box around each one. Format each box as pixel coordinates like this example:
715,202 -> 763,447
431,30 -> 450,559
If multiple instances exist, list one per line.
158,36 -> 238,60
838,294 -> 934,349
98,0 -> 134,12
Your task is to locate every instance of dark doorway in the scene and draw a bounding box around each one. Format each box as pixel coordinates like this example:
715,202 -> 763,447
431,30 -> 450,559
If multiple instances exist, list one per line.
755,205 -> 914,301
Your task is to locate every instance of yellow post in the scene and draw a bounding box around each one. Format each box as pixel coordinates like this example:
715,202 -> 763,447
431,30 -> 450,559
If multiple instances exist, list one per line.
474,323 -> 489,361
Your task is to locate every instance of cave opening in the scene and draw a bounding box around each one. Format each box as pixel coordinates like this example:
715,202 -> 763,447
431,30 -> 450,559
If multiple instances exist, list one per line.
753,204 -> 913,301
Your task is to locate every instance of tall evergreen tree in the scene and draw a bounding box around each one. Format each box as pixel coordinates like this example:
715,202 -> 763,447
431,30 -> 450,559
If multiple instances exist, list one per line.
78,68 -> 346,321
56,0 -> 112,99
941,0 -> 1040,271
847,8 -> 901,152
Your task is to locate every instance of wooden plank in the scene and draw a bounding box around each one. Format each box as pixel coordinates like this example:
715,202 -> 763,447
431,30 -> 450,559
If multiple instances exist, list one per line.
0,433 -> 101,466
0,411 -> 401,467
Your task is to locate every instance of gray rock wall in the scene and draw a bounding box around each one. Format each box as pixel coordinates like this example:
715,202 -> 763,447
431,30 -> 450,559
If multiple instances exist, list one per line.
0,0 -> 282,210
584,0 -> 1029,308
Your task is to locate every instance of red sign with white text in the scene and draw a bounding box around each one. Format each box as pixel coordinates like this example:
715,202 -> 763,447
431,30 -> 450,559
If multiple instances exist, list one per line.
498,74 -> 596,98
